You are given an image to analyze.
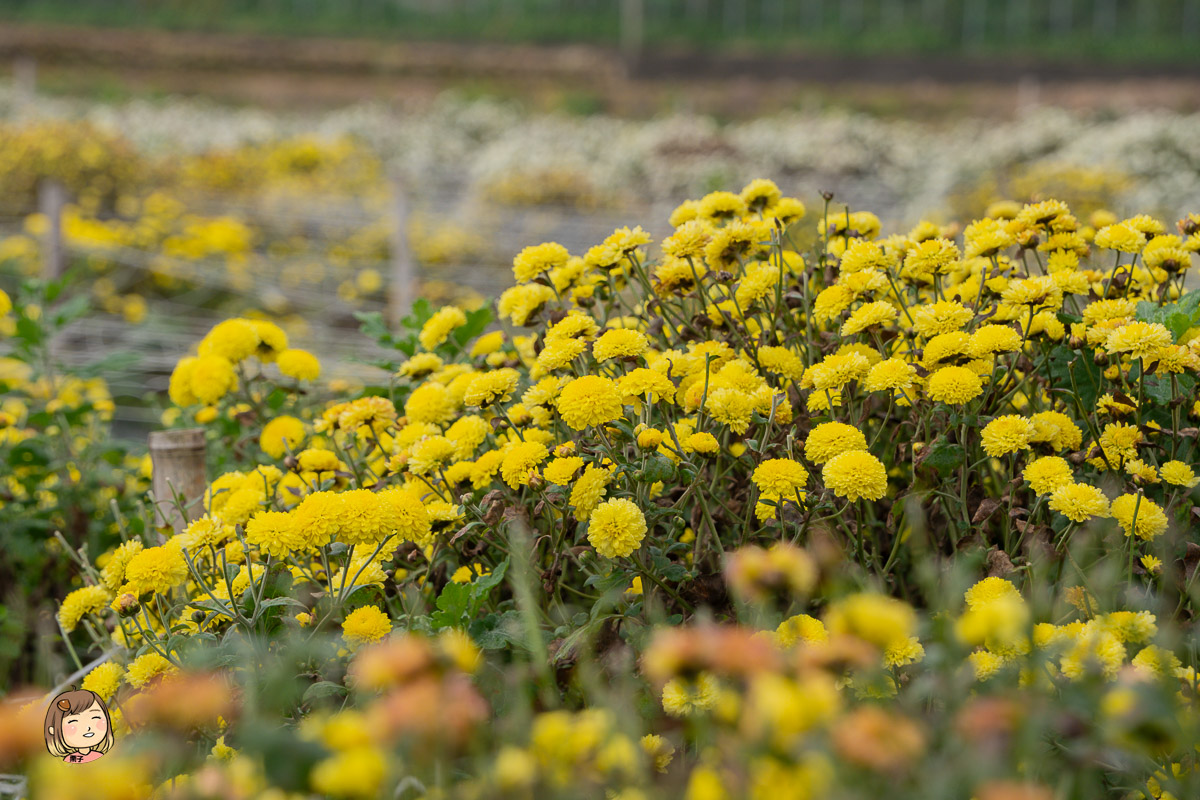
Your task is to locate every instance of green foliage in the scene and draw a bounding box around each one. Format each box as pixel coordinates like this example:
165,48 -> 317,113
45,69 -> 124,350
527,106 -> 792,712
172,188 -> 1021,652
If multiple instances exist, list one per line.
0,277 -> 149,690
431,559 -> 510,633
917,435 -> 964,479
1136,291 -> 1200,342
1049,344 -> 1103,412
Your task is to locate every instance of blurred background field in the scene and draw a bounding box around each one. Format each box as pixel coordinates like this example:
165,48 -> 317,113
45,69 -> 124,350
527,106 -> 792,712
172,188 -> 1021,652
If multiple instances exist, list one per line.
3,0 -> 1200,64
2,72 -> 1199,447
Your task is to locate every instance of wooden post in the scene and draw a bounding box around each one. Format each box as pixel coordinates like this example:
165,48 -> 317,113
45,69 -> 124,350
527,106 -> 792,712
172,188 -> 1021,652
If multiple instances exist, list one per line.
1016,75 -> 1041,114
388,175 -> 415,330
38,179 -> 66,281
148,428 -> 207,536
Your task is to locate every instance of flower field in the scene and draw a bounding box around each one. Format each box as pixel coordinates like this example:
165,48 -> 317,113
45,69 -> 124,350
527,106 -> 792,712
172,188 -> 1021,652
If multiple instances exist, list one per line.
4,68 -> 1200,800
5,101 -> 1200,797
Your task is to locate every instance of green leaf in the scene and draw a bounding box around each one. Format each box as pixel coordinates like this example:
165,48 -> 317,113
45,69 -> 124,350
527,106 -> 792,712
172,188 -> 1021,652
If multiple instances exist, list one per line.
72,349 -> 141,378
471,558 -> 509,597
918,437 -> 964,478
255,722 -> 325,790
266,388 -> 289,411
549,615 -> 614,666
394,334 -> 419,358
25,411 -> 52,428
607,418 -> 637,439
362,358 -> 402,372
637,453 -> 676,484
8,442 -> 49,468
189,599 -> 235,618
1048,345 -> 1101,411
1167,312 -> 1192,342
401,299 -> 435,331
354,310 -> 392,345
1175,289 -> 1200,319
341,583 -> 385,606
198,610 -> 227,630
661,563 -> 689,582
44,278 -> 64,303
301,680 -> 348,704
258,596 -> 307,611
469,610 -> 523,650
584,570 -> 632,593
1137,292 -> 1200,341
431,581 -> 473,630
1135,300 -> 1165,325
15,316 -> 41,346
1141,371 -> 1192,406
50,294 -> 91,329
453,307 -> 495,347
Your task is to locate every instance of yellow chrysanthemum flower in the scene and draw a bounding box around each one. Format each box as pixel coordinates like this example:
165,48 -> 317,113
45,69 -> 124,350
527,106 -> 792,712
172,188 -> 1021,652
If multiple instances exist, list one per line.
587,498 -> 648,559
822,450 -> 887,502
341,606 -> 392,650
557,375 -> 623,431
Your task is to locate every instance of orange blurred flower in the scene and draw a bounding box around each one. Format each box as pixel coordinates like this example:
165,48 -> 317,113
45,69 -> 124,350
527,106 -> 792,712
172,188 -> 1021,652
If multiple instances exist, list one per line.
124,670 -> 237,732
831,706 -> 925,773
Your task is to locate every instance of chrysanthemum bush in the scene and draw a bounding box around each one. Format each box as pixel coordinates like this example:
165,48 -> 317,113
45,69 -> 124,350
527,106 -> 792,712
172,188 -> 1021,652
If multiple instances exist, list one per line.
0,276 -> 150,689
13,181 -> 1200,799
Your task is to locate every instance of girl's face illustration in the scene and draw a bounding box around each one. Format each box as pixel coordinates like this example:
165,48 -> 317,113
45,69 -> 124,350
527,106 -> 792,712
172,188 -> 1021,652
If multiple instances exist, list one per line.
60,701 -> 107,749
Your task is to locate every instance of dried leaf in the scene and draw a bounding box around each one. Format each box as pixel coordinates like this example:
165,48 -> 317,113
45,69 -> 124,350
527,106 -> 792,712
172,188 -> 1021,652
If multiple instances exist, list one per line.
986,549 -> 1015,578
1112,390 -> 1136,406
972,498 -> 1002,524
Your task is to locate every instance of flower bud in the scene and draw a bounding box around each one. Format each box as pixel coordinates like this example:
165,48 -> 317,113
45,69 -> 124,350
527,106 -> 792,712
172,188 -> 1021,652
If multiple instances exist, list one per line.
113,593 -> 140,618
636,428 -> 663,449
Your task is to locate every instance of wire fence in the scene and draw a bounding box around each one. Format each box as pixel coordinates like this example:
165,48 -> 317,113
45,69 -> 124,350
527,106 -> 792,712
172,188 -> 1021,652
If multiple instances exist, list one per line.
11,175 -> 678,444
